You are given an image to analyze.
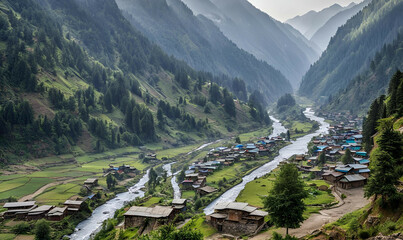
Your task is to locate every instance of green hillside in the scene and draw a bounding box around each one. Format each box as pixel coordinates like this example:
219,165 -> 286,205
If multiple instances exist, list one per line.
323,32 -> 403,115
0,0 -> 269,164
299,0 -> 403,103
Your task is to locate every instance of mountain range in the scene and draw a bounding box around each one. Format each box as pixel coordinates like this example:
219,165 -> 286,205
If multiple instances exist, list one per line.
181,0 -> 320,89
115,0 -> 292,102
286,3 -> 354,39
299,0 -> 403,103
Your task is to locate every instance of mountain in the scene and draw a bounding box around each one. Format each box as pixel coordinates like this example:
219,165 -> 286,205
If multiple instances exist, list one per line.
0,0 -> 269,162
181,0 -> 320,89
286,3 -> 349,39
299,0 -> 403,103
323,33 -> 403,115
115,0 -> 292,103
310,0 -> 371,51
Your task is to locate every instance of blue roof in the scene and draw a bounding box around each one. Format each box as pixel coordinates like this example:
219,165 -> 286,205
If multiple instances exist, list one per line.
317,146 -> 328,150
359,159 -> 370,164
356,152 -> 367,157
335,167 -> 352,173
359,169 -> 370,173
88,194 -> 95,199
236,145 -> 244,148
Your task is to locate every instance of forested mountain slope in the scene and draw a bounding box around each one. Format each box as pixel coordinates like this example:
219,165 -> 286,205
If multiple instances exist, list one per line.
310,0 -> 371,51
286,3 -> 349,39
299,0 -> 403,102
323,33 -> 403,115
115,0 -> 292,103
0,0 -> 269,164
181,0 -> 320,89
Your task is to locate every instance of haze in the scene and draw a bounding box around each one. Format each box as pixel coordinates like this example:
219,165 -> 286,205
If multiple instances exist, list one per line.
248,0 -> 364,22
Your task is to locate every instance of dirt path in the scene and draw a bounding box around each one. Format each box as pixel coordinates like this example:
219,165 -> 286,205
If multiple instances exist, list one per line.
19,178 -> 78,202
250,187 -> 370,240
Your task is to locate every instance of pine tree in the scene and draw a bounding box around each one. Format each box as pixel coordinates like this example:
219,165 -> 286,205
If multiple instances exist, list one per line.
341,148 -> 354,165
263,164 -> 307,235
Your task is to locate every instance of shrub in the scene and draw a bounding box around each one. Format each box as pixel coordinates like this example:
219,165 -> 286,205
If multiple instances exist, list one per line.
13,222 -> 30,234
359,230 -> 370,239
341,194 -> 347,199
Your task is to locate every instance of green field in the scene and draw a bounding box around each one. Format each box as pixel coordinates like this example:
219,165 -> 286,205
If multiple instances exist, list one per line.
0,177 -> 53,199
0,234 -> 15,240
187,216 -> 217,237
237,173 -> 334,210
181,190 -> 195,199
35,183 -> 82,205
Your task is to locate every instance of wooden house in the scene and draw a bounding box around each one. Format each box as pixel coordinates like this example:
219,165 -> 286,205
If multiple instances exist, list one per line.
322,171 -> 344,184
198,186 -> 218,196
171,199 -> 187,213
64,200 -> 83,214
207,202 -> 268,235
336,174 -> 366,189
47,207 -> 68,221
84,178 -> 98,187
3,201 -> 37,219
27,205 -> 54,220
124,206 -> 175,233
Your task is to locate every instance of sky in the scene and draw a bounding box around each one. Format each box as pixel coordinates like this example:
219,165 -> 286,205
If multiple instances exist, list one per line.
247,0 -> 363,22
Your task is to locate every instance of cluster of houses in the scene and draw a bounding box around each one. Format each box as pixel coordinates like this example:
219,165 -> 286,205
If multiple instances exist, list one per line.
103,164 -> 138,176
295,115 -> 371,189
1,177 -> 100,222
1,198 -> 87,221
181,136 -> 285,194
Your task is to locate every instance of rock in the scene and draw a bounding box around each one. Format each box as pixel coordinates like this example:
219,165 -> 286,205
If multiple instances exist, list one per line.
368,233 -> 403,240
318,185 -> 328,191
364,215 -> 380,227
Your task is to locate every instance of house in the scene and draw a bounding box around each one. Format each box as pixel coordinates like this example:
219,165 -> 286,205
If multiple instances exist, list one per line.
207,202 -> 268,235
47,207 -> 68,221
171,199 -> 187,213
124,206 -> 175,233
64,200 -> 83,214
84,178 -> 98,187
322,171 -> 344,184
27,205 -> 54,220
3,201 -> 37,219
295,154 -> 305,161
336,174 -> 366,189
198,186 -> 218,196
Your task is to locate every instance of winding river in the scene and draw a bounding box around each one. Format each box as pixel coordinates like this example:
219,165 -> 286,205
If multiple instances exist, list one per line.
70,170 -> 150,240
204,108 -> 329,215
70,108 -> 327,239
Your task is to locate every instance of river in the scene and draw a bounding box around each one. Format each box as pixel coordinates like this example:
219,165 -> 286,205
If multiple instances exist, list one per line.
70,108 -> 327,239
69,170 -> 150,240
204,108 -> 329,215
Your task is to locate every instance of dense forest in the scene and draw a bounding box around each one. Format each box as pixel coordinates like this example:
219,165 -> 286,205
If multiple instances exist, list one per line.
362,71 -> 403,152
116,0 -> 292,103
323,32 -> 403,114
299,0 -> 403,102
0,0 -> 270,164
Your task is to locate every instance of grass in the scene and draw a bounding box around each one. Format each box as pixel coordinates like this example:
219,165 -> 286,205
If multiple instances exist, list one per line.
0,177 -> 30,193
188,216 -> 217,237
236,174 -> 274,207
0,177 -> 53,200
238,126 -> 273,142
34,183 -> 82,205
0,234 -> 15,240
140,197 -> 162,207
207,160 -> 262,187
181,190 -> 195,199
237,174 -> 334,210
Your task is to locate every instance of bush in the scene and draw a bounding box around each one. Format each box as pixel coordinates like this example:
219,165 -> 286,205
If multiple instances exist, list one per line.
359,230 -> 370,239
341,194 -> 347,199
35,220 -> 51,240
13,222 -> 30,234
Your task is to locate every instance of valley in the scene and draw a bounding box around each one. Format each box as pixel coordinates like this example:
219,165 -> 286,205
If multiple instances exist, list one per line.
0,0 -> 402,239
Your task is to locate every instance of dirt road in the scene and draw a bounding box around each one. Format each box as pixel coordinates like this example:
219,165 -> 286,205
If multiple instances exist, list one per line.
250,187 -> 370,240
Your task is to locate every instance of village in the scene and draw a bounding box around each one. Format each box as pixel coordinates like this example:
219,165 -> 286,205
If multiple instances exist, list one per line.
0,112 -> 373,239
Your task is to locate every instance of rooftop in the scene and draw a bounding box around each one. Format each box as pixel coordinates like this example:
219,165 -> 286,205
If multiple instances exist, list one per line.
4,201 -> 36,208
124,206 -> 173,218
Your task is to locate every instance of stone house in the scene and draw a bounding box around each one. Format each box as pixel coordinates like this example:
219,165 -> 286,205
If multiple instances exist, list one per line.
124,206 -> 175,233
206,202 -> 268,236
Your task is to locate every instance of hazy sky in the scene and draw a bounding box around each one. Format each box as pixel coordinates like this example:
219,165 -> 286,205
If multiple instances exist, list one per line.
247,0 -> 363,22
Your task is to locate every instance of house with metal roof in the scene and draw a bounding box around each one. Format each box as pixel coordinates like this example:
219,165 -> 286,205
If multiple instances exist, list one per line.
337,174 -> 366,189
206,202 -> 268,236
